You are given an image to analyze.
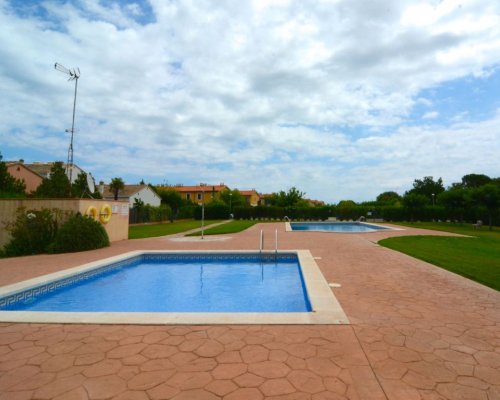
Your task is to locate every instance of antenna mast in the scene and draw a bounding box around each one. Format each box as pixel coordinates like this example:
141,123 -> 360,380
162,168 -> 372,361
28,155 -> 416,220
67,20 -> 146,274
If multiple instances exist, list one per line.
54,62 -> 80,185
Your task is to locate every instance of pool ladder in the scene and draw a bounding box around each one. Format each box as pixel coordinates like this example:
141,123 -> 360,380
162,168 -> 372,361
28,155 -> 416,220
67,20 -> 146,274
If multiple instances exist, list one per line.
259,229 -> 279,257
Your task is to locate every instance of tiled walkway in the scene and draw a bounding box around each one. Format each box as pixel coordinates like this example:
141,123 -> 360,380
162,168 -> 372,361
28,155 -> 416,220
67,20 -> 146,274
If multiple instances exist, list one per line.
0,223 -> 498,399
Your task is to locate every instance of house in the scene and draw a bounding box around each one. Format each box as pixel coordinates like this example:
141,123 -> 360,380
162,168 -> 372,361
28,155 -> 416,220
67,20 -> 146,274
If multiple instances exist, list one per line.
24,162 -> 88,185
239,189 -> 261,206
101,184 -> 161,208
6,161 -> 43,193
307,199 -> 326,207
172,183 -> 229,205
259,193 -> 273,206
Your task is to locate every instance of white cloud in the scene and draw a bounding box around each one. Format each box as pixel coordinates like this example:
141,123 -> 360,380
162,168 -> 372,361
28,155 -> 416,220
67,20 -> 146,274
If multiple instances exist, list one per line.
422,111 -> 439,119
0,0 -> 499,203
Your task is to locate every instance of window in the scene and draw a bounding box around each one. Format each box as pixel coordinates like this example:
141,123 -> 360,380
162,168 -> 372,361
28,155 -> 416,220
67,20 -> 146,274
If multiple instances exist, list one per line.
197,192 -> 202,201
186,193 -> 191,201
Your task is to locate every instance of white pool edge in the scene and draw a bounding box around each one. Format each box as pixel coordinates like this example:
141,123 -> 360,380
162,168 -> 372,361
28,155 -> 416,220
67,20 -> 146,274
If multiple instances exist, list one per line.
0,250 -> 349,325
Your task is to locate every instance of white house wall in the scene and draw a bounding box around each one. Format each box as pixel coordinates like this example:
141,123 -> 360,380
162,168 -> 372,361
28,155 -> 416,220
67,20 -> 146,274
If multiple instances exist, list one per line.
129,187 -> 161,208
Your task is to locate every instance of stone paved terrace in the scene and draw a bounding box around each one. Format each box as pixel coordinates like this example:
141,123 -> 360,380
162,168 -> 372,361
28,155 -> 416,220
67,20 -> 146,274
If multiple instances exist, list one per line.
0,223 -> 498,400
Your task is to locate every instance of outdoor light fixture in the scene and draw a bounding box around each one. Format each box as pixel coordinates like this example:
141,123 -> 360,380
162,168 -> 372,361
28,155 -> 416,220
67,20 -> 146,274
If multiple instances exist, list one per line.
54,62 -> 80,185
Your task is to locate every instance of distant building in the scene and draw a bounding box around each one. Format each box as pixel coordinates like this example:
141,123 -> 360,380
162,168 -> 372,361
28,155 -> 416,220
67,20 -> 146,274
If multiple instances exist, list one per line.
259,193 -> 273,206
307,199 -> 326,207
172,183 -> 230,205
6,161 -> 93,193
239,189 -> 261,206
6,161 -> 43,193
24,162 -> 86,184
100,184 -> 161,208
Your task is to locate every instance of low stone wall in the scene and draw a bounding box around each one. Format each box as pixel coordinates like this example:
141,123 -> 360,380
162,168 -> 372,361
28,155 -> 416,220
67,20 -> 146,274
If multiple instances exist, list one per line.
0,199 -> 129,248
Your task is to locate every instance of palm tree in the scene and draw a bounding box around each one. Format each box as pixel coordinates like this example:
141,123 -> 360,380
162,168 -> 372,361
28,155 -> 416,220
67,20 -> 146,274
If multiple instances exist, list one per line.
109,177 -> 125,200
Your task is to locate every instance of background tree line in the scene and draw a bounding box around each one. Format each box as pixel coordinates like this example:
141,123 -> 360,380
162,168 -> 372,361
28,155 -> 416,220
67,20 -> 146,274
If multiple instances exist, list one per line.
155,175 -> 499,229
2,154 -> 497,228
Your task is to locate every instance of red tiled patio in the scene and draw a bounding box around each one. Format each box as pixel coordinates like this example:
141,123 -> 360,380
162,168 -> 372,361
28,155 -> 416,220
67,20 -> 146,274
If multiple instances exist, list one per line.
0,223 -> 498,399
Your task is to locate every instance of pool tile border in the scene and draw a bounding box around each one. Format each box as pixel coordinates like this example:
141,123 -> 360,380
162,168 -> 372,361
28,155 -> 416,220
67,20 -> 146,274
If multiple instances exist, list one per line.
0,250 -> 349,325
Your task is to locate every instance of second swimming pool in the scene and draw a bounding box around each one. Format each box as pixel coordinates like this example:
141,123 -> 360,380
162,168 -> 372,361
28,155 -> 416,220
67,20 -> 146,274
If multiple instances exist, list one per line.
290,222 -> 390,232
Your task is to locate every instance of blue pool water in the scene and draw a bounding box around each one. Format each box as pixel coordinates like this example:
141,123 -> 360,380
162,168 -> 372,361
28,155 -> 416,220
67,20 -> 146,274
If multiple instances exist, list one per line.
0,254 -> 312,313
291,222 -> 388,232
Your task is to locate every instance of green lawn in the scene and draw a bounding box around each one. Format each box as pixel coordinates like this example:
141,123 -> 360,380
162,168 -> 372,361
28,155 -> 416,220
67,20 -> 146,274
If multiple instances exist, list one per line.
128,220 -> 221,239
379,222 -> 500,291
188,220 -> 258,236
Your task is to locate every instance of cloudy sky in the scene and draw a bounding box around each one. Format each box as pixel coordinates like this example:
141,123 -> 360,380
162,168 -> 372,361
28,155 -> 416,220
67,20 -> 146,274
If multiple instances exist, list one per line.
1,0 -> 499,202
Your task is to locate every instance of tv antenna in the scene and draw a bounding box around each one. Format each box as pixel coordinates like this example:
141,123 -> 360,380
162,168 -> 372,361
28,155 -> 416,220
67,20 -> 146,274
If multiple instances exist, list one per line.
54,62 -> 80,185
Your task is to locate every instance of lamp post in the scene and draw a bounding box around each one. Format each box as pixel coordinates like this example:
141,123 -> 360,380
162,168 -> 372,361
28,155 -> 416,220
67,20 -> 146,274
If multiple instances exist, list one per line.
200,183 -> 206,239
432,193 -> 435,206
54,62 -> 80,185
229,192 -> 232,216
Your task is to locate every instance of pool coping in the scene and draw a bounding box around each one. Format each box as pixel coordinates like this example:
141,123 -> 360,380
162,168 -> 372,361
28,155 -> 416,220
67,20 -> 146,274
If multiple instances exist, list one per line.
0,250 -> 349,325
285,221 -> 403,232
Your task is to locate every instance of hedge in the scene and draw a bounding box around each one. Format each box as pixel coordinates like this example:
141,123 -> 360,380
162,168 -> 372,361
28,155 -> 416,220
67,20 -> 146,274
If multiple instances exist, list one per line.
204,204 -> 500,225
129,204 -> 172,224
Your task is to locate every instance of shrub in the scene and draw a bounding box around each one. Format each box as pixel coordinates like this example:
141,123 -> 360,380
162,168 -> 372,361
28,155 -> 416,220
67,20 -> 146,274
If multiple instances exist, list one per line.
130,203 -> 172,224
176,205 -> 196,219
3,208 -> 58,257
49,213 -> 110,253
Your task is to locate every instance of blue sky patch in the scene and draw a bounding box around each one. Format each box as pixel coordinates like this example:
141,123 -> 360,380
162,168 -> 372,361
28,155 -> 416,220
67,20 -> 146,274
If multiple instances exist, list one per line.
410,68 -> 500,125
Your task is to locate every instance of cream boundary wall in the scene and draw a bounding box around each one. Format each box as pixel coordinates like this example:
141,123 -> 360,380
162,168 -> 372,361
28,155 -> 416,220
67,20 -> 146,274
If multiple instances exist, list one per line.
0,250 -> 349,325
0,199 -> 129,247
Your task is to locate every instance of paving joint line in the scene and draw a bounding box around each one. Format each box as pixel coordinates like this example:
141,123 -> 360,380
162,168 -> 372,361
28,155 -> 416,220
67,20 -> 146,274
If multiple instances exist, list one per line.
350,323 -> 390,400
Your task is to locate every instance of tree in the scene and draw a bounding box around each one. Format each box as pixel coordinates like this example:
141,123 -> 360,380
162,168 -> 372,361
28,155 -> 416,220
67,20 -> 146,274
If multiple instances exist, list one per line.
71,172 -> 101,198
337,200 -> 357,208
157,188 -> 184,218
438,186 -> 468,221
407,176 -> 444,203
219,189 -> 245,209
71,172 -> 87,198
266,187 -> 306,207
0,153 -> 26,197
471,184 -> 499,230
109,177 -> 125,200
461,174 -> 491,189
403,193 -> 428,221
34,162 -> 71,198
284,187 -> 306,207
376,191 -> 402,206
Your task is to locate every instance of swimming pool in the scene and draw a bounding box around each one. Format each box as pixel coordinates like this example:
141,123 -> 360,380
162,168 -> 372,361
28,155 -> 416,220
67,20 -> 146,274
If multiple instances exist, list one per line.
289,222 -> 390,233
0,253 -> 311,313
0,250 -> 349,325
